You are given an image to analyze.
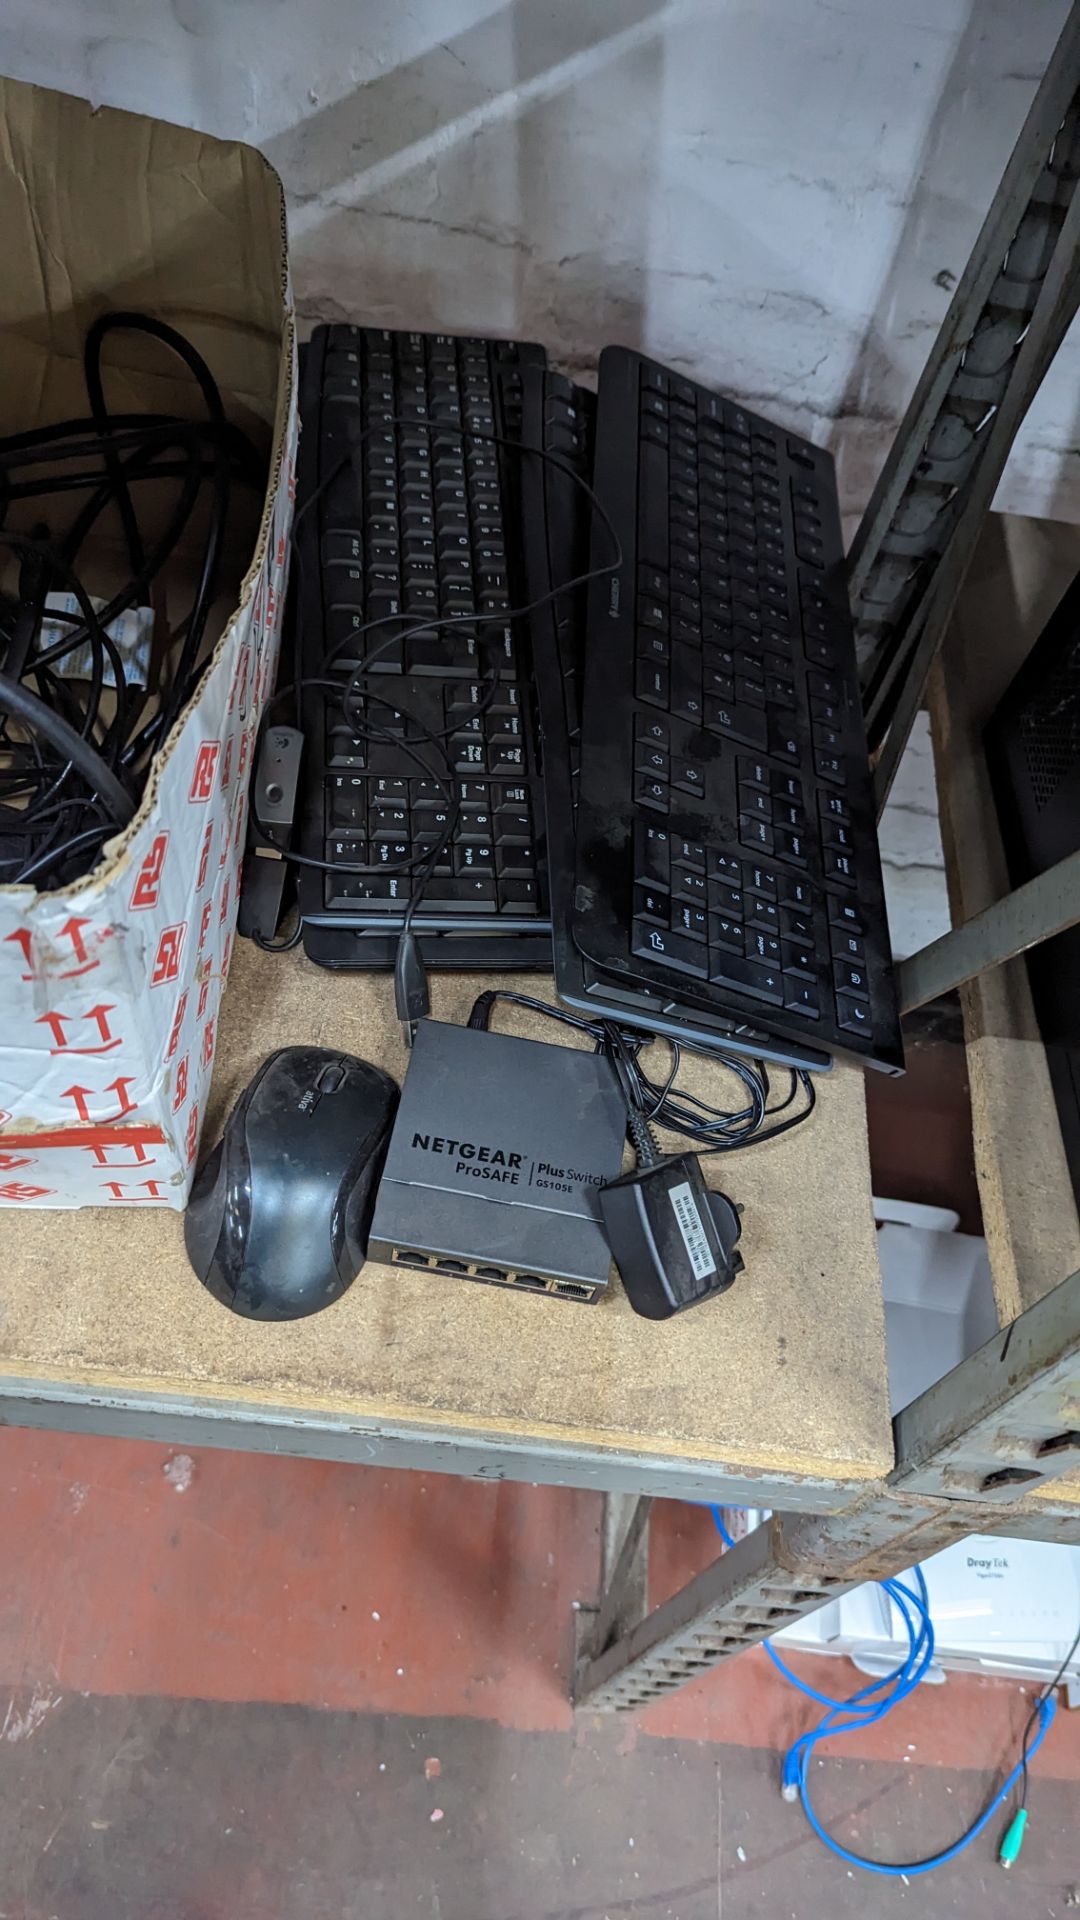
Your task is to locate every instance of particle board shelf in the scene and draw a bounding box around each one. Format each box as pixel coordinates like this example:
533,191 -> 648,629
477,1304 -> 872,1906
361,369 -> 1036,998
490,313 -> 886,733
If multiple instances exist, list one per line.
1024,1471 -> 1080,1516
928,512 -> 1080,1329
0,940 -> 893,1509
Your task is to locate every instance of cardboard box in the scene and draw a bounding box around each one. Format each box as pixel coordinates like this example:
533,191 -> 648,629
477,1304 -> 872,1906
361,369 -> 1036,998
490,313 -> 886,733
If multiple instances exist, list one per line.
0,78 -> 296,1208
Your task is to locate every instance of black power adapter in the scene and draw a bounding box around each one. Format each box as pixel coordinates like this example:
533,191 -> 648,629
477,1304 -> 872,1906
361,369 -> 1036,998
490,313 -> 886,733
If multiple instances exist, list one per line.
600,1152 -> 743,1319
597,1072 -> 744,1318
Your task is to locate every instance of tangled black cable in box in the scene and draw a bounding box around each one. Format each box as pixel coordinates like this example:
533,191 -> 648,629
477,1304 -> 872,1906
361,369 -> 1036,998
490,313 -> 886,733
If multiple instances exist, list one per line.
0,311 -> 265,889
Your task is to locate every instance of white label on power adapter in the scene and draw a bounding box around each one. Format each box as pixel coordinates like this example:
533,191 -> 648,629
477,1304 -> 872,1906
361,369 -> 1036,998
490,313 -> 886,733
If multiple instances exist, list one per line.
40,593 -> 154,688
669,1181 -> 716,1281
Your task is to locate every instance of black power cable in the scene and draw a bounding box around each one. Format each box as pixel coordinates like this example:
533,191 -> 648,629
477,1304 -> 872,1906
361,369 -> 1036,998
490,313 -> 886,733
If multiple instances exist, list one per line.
0,673 -> 134,826
467,989 -> 816,1156
0,312 -> 263,888
1018,1616 -> 1080,1810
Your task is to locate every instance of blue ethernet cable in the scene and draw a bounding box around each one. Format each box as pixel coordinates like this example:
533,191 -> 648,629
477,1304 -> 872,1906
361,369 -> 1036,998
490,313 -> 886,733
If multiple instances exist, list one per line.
709,1507 -> 1060,1877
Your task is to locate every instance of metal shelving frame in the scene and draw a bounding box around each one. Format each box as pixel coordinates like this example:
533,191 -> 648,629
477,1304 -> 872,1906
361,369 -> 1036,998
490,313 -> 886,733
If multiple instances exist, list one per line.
575,5 -> 1080,1713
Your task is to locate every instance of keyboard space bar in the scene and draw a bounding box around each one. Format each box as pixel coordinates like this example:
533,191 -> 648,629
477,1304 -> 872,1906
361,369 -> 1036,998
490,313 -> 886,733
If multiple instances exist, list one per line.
638,442 -> 669,573
330,883 -> 498,913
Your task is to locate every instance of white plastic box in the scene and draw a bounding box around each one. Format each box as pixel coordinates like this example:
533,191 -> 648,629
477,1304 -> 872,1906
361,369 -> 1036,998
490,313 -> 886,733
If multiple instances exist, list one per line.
768,1200 -> 1080,1687
772,1533 -> 1080,1691
874,1196 -> 999,1411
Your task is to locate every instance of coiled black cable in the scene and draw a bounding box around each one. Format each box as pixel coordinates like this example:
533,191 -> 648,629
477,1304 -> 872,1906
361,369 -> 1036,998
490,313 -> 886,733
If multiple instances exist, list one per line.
0,312 -> 263,888
467,989 -> 816,1156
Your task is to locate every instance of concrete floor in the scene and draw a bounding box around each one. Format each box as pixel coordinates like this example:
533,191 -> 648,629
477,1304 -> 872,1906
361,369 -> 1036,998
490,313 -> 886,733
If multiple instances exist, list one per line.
0,1430 -> 1077,1920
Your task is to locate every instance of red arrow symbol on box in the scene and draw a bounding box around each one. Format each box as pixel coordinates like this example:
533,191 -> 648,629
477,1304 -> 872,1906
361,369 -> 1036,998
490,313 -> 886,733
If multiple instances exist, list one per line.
4,928 -> 34,978
104,1077 -> 136,1119
85,1004 -> 118,1046
61,1077 -> 136,1123
60,1084 -> 93,1123
87,1136 -> 151,1167
36,1006 -> 119,1054
102,1179 -> 165,1201
59,916 -> 92,964
87,1140 -> 152,1166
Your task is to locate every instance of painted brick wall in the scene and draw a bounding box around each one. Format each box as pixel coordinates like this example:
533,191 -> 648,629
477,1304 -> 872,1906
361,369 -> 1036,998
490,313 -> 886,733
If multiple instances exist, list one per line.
5,0 -> 1077,522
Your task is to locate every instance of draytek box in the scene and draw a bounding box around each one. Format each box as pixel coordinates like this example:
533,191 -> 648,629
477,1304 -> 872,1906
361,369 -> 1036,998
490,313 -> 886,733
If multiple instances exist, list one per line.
367,1019 -> 627,1301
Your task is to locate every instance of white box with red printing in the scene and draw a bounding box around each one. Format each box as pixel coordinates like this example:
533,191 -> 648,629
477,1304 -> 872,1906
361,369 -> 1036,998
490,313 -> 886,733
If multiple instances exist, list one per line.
0,79 -> 296,1208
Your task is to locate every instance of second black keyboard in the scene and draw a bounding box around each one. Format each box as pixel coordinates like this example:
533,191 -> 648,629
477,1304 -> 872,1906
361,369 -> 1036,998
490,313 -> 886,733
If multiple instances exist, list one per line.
566,346 -> 903,1073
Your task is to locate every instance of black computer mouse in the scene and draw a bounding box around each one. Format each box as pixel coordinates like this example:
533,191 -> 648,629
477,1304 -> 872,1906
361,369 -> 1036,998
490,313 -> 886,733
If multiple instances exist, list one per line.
184,1046 -> 399,1320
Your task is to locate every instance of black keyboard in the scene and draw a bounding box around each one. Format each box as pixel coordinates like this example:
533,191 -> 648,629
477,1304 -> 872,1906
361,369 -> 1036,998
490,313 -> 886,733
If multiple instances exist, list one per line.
563,347 -> 902,1073
296,325 -> 562,969
518,365 -> 595,945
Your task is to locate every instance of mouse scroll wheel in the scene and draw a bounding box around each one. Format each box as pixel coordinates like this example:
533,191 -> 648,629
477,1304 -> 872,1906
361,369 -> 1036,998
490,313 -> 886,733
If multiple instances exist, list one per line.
316,1062 -> 346,1093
